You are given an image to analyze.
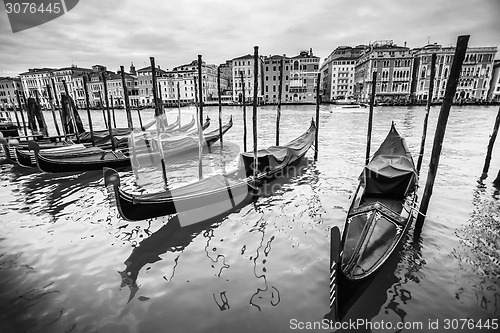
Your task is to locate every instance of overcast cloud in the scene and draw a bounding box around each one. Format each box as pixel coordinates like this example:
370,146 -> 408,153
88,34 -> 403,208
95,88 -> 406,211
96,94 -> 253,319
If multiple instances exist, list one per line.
1,0 -> 499,76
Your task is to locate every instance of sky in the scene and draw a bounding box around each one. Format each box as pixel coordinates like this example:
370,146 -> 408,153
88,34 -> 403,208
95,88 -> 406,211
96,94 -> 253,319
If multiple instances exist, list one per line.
1,0 -> 499,77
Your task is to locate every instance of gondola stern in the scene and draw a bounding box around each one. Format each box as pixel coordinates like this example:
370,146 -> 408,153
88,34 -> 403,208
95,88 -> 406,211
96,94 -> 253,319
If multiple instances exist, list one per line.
103,167 -> 121,188
27,140 -> 40,153
26,140 -> 44,172
324,226 -> 342,323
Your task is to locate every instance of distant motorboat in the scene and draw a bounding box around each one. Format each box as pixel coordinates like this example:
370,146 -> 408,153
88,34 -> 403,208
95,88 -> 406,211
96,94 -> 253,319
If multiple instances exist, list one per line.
329,104 -> 367,113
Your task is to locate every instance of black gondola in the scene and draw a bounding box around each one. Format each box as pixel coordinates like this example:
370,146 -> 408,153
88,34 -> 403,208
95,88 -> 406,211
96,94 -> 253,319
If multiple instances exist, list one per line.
26,117 -> 229,173
104,120 -> 316,225
326,123 -> 418,321
13,117 -> 209,168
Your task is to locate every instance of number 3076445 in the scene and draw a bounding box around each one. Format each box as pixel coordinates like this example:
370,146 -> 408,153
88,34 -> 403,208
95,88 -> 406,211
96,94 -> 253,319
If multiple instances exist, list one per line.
5,2 -> 62,14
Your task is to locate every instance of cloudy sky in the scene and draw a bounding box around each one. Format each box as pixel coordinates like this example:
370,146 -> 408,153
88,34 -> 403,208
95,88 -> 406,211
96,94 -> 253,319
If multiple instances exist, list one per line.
1,0 -> 499,77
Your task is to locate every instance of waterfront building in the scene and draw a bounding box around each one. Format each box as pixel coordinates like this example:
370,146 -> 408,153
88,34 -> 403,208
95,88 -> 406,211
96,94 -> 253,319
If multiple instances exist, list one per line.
218,60 -> 233,98
411,43 -> 497,103
320,45 -> 367,101
231,54 -> 264,103
159,68 -> 196,106
172,60 -> 224,102
487,60 -> 500,102
0,77 -> 23,110
155,59 -> 228,106
105,70 -> 140,108
19,68 -> 55,109
354,40 -> 413,103
288,49 -> 320,103
50,66 -> 93,108
136,65 -> 168,106
262,54 -> 290,104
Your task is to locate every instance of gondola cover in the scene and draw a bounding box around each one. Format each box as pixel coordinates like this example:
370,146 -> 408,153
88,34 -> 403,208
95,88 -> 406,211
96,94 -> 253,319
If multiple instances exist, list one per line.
360,124 -> 417,197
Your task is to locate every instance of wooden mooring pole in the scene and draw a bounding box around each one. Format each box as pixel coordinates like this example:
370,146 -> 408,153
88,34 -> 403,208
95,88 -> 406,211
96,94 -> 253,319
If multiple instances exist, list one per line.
15,90 -> 28,136
365,71 -> 377,165
110,96 -> 117,128
63,80 -> 80,143
276,57 -> 284,146
177,82 -> 181,130
417,53 -> 437,174
197,55 -> 204,134
46,85 -> 61,137
98,91 -> 108,128
252,46 -> 259,183
101,73 -> 115,151
82,75 -> 95,146
314,71 -> 321,161
217,66 -> 223,149
50,78 -> 67,138
241,71 -> 247,152
194,73 -> 203,180
480,106 -> 500,179
415,35 -> 470,230
11,96 -> 22,131
34,90 -> 48,136
121,66 -> 133,129
150,56 -> 168,187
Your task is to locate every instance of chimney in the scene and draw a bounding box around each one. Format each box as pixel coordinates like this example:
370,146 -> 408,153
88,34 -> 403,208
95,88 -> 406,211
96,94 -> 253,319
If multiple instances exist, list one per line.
310,48 -> 313,56
130,62 -> 136,75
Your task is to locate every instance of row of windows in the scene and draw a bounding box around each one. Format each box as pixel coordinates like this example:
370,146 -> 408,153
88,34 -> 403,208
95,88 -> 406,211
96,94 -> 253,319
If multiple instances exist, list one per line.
332,60 -> 355,65
0,83 -> 20,89
380,82 -> 409,92
265,85 -> 290,93
333,79 -> 352,84
332,73 -> 353,78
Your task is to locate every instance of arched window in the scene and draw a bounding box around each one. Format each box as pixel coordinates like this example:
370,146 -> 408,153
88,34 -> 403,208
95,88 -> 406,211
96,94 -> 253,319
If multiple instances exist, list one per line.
293,61 -> 299,70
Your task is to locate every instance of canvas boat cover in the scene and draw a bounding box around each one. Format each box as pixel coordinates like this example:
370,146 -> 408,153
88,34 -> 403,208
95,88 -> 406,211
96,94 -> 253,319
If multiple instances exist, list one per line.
360,123 -> 417,197
239,121 -> 316,176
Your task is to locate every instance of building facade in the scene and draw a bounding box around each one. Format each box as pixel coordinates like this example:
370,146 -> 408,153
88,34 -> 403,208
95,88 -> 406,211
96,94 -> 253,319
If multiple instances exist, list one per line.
136,65 -> 168,106
0,77 -> 23,110
320,45 -> 367,101
354,40 -> 413,103
263,54 -> 289,104
412,44 -> 497,103
19,68 -> 55,109
231,54 -> 264,103
50,66 -> 93,108
288,49 -> 320,103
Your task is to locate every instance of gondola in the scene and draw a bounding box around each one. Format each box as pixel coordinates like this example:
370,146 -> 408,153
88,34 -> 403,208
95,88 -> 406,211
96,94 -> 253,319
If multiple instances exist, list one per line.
26,117 -> 229,173
104,119 -> 316,224
325,122 -> 418,321
11,116 -> 209,168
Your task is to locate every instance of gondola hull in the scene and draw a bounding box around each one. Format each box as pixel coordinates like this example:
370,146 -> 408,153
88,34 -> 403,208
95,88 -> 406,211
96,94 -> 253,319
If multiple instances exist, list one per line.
34,150 -> 131,173
104,120 -> 316,223
328,123 -> 418,321
106,169 -> 254,223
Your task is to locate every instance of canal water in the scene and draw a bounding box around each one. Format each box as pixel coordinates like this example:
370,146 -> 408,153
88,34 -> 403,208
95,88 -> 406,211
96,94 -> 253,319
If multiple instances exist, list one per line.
0,104 -> 499,333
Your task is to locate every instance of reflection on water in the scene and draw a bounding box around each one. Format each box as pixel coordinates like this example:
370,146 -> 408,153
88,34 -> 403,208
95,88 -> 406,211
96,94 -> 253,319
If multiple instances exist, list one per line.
0,105 -> 499,332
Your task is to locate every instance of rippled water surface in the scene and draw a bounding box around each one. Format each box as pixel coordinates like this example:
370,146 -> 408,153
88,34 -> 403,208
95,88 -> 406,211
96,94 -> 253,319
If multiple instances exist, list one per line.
1,105 -> 499,333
